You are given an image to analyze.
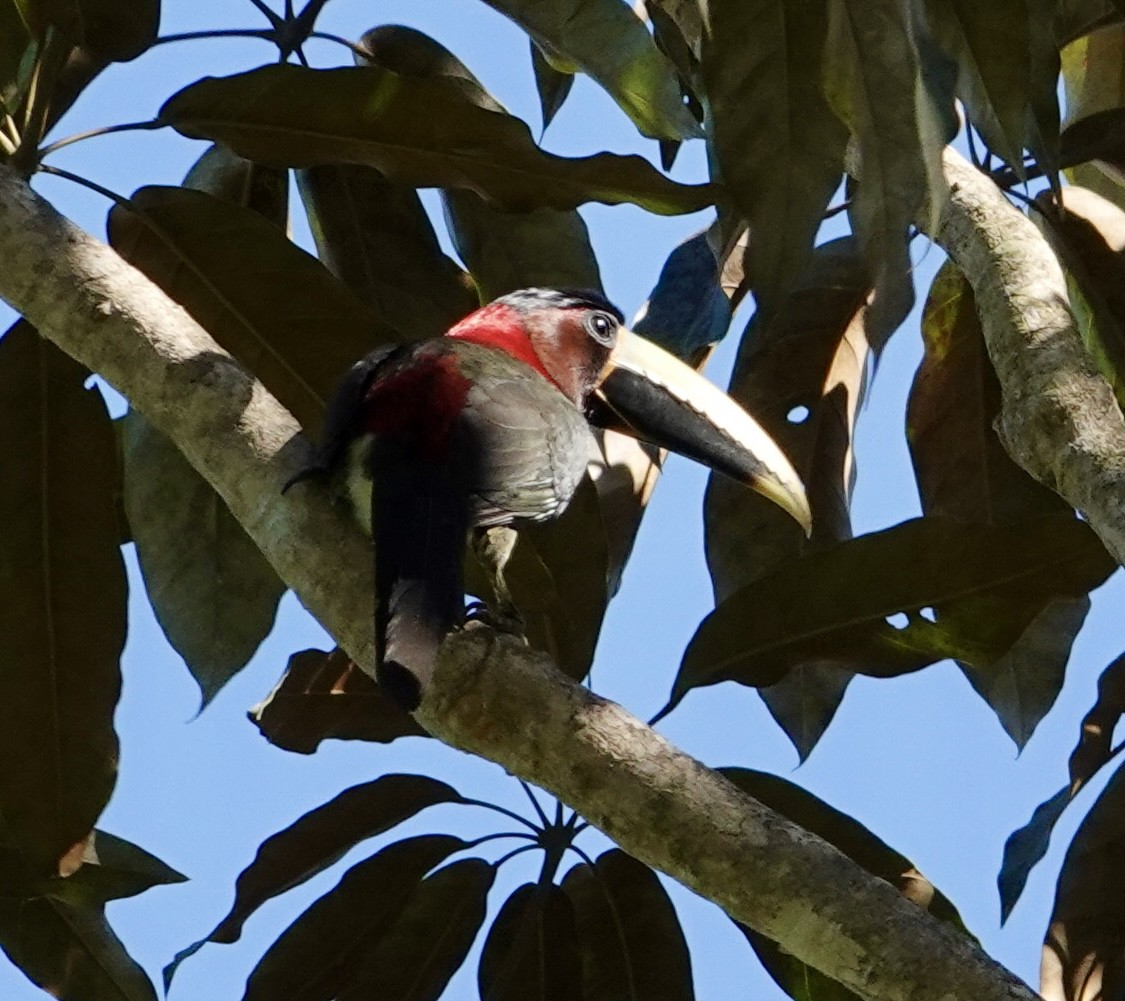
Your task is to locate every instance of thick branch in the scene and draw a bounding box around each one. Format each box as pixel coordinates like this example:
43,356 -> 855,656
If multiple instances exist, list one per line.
933,148 -> 1125,566
0,165 -> 1035,1001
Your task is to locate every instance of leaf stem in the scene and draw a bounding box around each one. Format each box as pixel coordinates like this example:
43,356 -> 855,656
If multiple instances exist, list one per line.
36,164 -> 132,209
495,843 -> 540,867
461,797 -> 541,833
152,28 -> 274,48
519,780 -> 551,828
309,31 -> 370,60
246,0 -> 283,28
37,120 -> 164,160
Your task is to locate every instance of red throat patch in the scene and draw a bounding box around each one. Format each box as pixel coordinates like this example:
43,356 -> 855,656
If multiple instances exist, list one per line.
445,303 -> 558,388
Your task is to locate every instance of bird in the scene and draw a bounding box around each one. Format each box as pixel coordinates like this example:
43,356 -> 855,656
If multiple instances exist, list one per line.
287,287 -> 810,709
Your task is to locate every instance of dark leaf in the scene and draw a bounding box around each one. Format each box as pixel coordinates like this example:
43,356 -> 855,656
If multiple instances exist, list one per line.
352,25 -> 603,301
703,238 -> 869,754
633,229 -> 733,357
42,0 -> 158,61
1042,763 -> 1125,1001
826,0 -> 944,345
700,0 -> 848,313
0,897 -> 156,1001
107,185 -> 394,435
0,323 -> 124,873
478,0 -> 699,140
999,650 -> 1125,921
562,849 -> 693,1001
1057,108 -> 1125,177
212,775 -> 464,945
721,768 -> 967,1001
183,143 -> 289,228
530,38 -> 575,133
478,882 -> 582,1001
41,830 -> 186,907
159,66 -> 717,215
241,835 -> 466,1001
297,164 -> 476,341
249,648 -> 428,753
0,3 -> 32,107
122,411 -> 285,706
669,516 -> 1116,711
1035,185 -> 1125,406
341,859 -> 494,1001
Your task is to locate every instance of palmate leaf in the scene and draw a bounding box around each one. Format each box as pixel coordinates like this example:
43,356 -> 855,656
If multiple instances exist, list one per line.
999,651 -> 1125,922
1041,762 -> 1125,1001
562,849 -> 693,1001
107,185 -> 395,436
241,835 -> 466,1001
704,238 -> 869,758
40,0 -> 158,62
699,0 -> 848,315
341,859 -> 495,1001
477,0 -> 700,140
158,65 -> 717,216
478,883 -> 582,1001
721,768 -> 968,1001
908,261 -> 1085,747
0,322 -> 124,875
249,648 -> 428,754
166,775 -> 463,989
666,516 -> 1115,714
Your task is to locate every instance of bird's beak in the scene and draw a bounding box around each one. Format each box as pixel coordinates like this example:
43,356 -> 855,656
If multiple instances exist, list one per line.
591,329 -> 812,535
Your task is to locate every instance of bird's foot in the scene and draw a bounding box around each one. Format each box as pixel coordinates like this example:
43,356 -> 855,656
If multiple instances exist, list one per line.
463,600 -> 526,639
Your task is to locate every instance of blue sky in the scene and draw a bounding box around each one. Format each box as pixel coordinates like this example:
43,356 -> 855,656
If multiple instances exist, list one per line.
3,2 -> 1123,998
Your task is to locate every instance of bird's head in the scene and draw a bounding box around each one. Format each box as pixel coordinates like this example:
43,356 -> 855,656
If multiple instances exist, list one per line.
447,287 -> 812,534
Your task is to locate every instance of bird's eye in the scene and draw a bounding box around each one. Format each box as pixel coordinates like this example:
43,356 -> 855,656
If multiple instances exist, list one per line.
585,311 -> 617,345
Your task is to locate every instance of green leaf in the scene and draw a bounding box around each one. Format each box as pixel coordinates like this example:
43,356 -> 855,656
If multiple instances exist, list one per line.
669,516 -> 1116,711
341,859 -> 495,1001
562,849 -> 693,1001
703,238 -> 869,755
530,38 -> 575,133
158,65 -> 717,215
183,142 -> 290,228
478,0 -> 700,140
1041,762 -> 1125,1001
478,883 -> 582,1001
826,0 -> 944,345
297,163 -> 476,341
107,185 -> 394,435
0,322 -> 124,874
1035,185 -> 1125,407
249,648 -> 429,754
241,835 -> 466,1001
721,767 -> 968,1001
42,0 -> 158,62
700,0 -> 847,313
0,2 -> 32,107
40,830 -> 186,907
999,650 -> 1125,921
0,897 -> 156,1001
121,411 -> 285,706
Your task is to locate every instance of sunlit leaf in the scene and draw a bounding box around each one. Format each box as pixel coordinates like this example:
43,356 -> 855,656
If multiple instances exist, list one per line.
241,835 -> 466,1001
297,164 -> 476,341
478,883 -> 582,1001
249,648 -> 428,754
159,66 -> 717,215
562,849 -> 693,1001
721,767 -> 968,1001
1042,763 -> 1125,1001
341,859 -> 494,1001
702,238 -> 868,754
0,322 -> 124,874
530,38 -> 574,133
668,516 -> 1116,713
700,0 -> 847,313
0,897 -> 156,1001
107,185 -> 394,435
999,651 -> 1125,921
478,0 -> 700,140
826,0 -> 945,344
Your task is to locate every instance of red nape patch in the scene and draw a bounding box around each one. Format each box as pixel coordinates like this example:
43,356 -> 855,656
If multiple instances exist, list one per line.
445,303 -> 557,387
361,352 -> 472,456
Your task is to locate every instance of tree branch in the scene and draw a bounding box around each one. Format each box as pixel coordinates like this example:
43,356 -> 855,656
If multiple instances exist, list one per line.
0,165 -> 1036,1001
932,148 -> 1125,566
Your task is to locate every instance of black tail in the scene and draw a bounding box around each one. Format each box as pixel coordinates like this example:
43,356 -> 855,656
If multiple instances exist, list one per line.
371,439 -> 468,709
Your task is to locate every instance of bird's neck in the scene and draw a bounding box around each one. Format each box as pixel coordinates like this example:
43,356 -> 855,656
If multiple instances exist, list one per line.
446,304 -> 556,386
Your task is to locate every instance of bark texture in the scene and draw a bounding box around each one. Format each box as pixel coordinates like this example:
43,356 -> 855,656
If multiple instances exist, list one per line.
933,148 -> 1125,566
0,164 -> 1043,1001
